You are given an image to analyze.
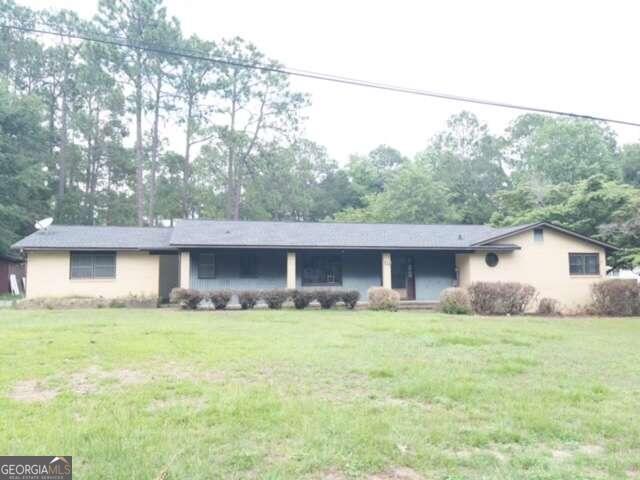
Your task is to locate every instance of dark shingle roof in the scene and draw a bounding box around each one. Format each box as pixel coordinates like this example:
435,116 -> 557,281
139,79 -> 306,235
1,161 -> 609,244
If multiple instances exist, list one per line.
12,225 -> 173,250
168,220 -> 524,250
16,220 -> 614,252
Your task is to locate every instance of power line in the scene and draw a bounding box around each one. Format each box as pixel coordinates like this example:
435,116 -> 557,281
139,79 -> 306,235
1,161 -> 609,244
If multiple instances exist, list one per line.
3,22 -> 640,128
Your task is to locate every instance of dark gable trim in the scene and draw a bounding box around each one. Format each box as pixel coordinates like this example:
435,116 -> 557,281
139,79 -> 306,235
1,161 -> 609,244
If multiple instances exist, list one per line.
471,221 -> 619,251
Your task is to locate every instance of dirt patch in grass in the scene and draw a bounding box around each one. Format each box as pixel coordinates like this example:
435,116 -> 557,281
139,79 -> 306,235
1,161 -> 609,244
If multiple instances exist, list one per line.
367,467 -> 424,479
8,380 -> 58,403
68,366 -> 147,395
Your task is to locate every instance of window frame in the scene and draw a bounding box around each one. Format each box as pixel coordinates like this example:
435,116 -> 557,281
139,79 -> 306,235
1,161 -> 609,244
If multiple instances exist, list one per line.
568,252 -> 600,276
301,254 -> 343,287
239,253 -> 258,278
485,252 -> 499,267
197,253 -> 216,279
533,228 -> 544,242
69,251 -> 116,279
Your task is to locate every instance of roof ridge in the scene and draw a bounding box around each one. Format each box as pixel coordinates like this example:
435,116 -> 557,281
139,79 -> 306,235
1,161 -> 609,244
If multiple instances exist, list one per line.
175,219 -> 495,228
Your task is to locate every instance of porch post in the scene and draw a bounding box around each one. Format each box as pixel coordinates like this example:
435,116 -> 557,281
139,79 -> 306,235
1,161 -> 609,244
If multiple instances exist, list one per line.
286,251 -> 296,289
180,251 -> 190,289
382,252 -> 392,289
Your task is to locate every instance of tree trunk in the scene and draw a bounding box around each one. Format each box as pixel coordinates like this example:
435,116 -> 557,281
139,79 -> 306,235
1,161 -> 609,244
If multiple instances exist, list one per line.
57,79 -> 68,216
149,73 -> 162,225
134,54 -> 145,226
183,97 -> 193,218
225,77 -> 238,219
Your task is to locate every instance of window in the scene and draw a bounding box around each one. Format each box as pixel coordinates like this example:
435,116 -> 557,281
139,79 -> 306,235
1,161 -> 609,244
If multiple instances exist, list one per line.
240,253 -> 258,278
533,228 -> 544,242
70,252 -> 116,279
485,253 -> 499,267
198,253 -> 216,279
301,254 -> 342,286
569,253 -> 600,275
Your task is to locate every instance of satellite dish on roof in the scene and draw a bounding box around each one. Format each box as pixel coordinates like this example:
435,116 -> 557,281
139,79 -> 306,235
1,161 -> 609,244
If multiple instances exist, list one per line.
35,217 -> 53,231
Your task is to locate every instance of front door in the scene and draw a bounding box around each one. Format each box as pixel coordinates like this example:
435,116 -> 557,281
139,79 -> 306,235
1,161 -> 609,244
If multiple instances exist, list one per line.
391,255 -> 416,300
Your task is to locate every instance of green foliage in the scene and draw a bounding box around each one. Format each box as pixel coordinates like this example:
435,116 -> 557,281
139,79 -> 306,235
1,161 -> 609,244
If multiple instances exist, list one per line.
0,85 -> 50,253
340,290 -> 360,309
335,160 -> 460,224
291,289 -> 314,309
506,114 -> 619,184
238,290 -> 259,310
420,111 -> 508,223
261,289 -> 290,309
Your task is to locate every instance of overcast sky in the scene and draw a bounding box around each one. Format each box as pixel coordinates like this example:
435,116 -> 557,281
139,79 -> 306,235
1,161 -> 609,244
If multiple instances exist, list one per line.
18,0 -> 640,163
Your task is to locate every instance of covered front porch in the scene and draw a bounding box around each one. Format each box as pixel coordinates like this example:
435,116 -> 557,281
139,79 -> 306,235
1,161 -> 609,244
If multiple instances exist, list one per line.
179,249 -> 459,302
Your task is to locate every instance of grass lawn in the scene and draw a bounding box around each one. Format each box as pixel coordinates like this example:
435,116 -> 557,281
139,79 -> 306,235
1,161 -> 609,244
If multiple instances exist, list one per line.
1,310 -> 639,479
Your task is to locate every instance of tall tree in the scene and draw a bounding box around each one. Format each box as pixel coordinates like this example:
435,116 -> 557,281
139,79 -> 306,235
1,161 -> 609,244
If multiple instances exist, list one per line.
420,111 -> 507,223
210,37 -> 308,220
347,145 -> 407,198
173,35 -> 217,218
96,0 -> 170,225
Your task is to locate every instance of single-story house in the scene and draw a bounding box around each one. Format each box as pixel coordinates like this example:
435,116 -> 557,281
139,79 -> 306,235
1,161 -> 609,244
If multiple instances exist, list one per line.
0,253 -> 25,294
12,220 -> 617,311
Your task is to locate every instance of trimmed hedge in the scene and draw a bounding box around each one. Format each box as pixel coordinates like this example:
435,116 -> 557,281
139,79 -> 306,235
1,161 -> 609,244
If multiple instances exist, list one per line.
341,290 -> 360,309
169,288 -> 202,310
439,287 -> 471,314
208,290 -> 232,310
315,289 -> 341,309
291,289 -> 314,309
238,290 -> 259,310
368,287 -> 400,311
591,279 -> 640,316
262,289 -> 290,309
467,282 -> 537,315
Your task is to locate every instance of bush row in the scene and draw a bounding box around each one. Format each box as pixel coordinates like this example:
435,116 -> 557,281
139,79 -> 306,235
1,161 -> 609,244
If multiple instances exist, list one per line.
169,287 -> 361,310
440,279 -> 640,317
440,282 -> 538,315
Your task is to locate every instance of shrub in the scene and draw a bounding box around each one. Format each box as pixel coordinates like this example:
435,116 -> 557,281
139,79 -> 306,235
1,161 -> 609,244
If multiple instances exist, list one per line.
341,289 -> 361,309
368,287 -> 400,311
208,290 -> 232,310
169,288 -> 202,310
238,290 -> 259,310
315,289 -> 341,309
291,289 -> 314,309
439,288 -> 471,314
467,282 -> 537,315
16,295 -> 160,310
537,297 -> 561,316
591,279 -> 640,316
262,289 -> 290,309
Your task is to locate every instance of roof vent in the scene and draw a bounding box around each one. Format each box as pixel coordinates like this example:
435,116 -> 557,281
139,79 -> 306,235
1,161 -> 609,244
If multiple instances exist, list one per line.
458,234 -> 463,240
225,230 -> 231,234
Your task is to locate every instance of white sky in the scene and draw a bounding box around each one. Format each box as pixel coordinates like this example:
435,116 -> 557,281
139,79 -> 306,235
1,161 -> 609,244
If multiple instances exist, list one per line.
18,0 -> 640,163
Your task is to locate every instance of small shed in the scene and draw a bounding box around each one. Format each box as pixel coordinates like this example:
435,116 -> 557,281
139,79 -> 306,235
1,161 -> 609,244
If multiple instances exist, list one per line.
0,253 -> 25,294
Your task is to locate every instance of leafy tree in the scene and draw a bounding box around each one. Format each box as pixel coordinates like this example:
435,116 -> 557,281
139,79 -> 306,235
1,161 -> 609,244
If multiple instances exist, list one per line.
334,160 -> 460,224
96,0 -> 171,225
347,144 -> 406,199
420,111 -> 507,223
491,175 -> 639,267
620,143 -> 640,187
0,85 -> 51,253
505,114 -> 619,184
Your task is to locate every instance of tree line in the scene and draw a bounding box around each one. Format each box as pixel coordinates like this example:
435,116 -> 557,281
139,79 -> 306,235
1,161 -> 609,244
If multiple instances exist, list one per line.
0,0 -> 638,267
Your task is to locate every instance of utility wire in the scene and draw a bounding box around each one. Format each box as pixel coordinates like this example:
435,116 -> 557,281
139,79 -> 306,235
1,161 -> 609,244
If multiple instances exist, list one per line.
3,22 -> 640,128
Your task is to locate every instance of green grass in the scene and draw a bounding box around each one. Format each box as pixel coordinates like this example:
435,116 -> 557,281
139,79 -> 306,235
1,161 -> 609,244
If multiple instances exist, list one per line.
1,309 -> 639,479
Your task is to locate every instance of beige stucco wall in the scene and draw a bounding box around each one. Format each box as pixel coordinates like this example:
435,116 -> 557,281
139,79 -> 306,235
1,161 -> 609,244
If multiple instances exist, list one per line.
26,251 -> 160,299
456,227 -> 606,312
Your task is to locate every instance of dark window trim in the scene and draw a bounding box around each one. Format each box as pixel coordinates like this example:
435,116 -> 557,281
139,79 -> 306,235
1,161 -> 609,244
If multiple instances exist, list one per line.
568,252 -> 600,276
69,251 -> 116,279
239,253 -> 259,278
533,228 -> 544,242
197,253 -> 216,279
301,253 -> 343,287
485,252 -> 499,267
